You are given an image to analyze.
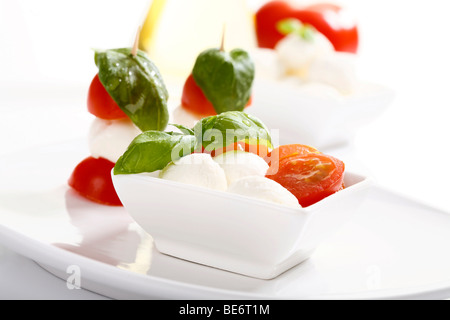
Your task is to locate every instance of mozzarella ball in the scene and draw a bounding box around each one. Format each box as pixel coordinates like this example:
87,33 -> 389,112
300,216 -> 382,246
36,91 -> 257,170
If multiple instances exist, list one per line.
89,118 -> 141,163
213,151 -> 269,185
228,175 -> 301,208
275,33 -> 334,76
160,153 -> 227,191
251,48 -> 285,80
171,105 -> 201,129
308,52 -> 358,94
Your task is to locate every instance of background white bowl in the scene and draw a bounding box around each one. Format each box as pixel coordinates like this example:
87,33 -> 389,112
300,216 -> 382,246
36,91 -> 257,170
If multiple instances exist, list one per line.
249,78 -> 395,150
112,171 -> 373,279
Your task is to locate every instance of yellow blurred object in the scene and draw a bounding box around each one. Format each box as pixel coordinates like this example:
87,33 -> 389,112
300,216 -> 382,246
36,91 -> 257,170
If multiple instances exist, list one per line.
139,0 -> 167,54
139,0 -> 256,79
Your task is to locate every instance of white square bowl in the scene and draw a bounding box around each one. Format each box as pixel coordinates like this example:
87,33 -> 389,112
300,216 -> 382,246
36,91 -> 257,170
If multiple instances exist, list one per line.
112,171 -> 372,279
249,78 -> 395,149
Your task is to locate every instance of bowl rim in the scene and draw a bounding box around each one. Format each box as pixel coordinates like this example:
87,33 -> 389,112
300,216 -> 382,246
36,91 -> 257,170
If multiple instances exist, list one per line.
112,170 -> 373,215
253,77 -> 396,103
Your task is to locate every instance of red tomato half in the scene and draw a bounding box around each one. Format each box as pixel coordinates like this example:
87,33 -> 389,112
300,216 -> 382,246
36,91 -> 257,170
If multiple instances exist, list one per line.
266,153 -> 345,207
181,74 -> 217,116
264,144 -> 320,167
181,74 -> 253,116
255,1 -> 359,53
68,156 -> 122,206
87,74 -> 127,120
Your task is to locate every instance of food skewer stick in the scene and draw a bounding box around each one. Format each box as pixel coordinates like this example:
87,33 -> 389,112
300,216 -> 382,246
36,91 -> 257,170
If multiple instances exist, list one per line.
131,26 -> 142,57
220,23 -> 226,52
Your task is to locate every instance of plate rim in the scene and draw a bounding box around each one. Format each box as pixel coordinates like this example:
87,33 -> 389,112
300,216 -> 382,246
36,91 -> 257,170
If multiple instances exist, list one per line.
1,140 -> 450,300
2,221 -> 450,300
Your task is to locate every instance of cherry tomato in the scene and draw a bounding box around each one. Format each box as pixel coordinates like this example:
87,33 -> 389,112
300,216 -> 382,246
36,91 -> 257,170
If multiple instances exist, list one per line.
266,153 -> 345,207
87,74 -> 128,120
255,1 -> 359,53
181,74 -> 217,116
68,156 -> 122,206
210,141 -> 270,158
264,144 -> 320,167
181,74 -> 253,116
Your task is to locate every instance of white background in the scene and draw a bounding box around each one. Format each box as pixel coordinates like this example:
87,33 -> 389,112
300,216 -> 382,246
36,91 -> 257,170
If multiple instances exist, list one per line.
1,0 -> 449,210
0,0 -> 449,298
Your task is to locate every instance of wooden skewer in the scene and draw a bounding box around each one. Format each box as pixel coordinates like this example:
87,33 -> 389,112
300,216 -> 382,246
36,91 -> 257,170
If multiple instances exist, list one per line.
131,25 -> 142,57
220,23 -> 226,52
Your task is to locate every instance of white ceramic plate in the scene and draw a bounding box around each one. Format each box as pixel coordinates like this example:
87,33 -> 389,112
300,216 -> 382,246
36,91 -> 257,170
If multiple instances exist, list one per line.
0,141 -> 450,300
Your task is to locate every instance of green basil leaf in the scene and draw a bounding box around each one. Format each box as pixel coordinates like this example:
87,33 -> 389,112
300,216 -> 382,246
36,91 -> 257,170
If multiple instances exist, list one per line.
95,48 -> 169,132
169,123 -> 195,135
192,48 -> 254,114
193,111 -> 272,153
114,131 -> 197,175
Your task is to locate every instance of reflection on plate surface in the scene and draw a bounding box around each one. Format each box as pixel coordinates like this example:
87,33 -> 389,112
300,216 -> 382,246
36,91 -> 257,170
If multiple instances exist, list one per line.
59,188 -> 327,295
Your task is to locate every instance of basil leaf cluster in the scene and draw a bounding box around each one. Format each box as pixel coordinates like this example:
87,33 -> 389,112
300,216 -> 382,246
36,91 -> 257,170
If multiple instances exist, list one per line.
114,111 -> 272,175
